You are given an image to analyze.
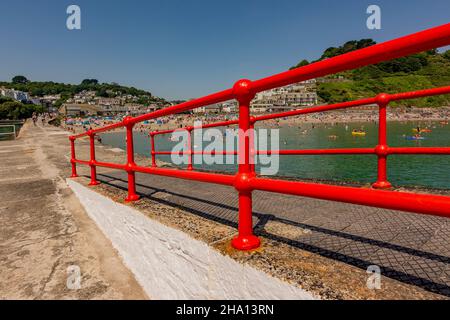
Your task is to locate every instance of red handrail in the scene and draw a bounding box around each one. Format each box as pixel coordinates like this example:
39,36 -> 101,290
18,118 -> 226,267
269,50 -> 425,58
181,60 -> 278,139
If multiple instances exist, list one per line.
70,23 -> 450,250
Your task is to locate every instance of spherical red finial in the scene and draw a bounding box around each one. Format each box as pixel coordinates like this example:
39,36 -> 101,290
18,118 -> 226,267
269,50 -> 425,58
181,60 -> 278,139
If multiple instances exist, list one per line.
87,130 -> 94,137
125,162 -> 135,173
375,144 -> 389,157
123,116 -> 133,127
234,172 -> 254,193
233,79 -> 253,99
69,136 -> 75,141
376,93 -> 390,106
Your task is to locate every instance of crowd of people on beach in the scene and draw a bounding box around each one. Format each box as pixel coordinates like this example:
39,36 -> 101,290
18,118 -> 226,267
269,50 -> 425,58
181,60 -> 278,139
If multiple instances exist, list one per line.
60,106 -> 450,140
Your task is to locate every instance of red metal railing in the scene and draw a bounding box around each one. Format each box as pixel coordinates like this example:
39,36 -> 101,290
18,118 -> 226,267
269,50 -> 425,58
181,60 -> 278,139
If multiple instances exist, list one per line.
70,23 -> 450,250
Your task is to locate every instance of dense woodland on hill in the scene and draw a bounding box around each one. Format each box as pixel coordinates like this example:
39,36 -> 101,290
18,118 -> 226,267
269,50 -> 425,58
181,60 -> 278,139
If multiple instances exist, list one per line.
291,39 -> 450,107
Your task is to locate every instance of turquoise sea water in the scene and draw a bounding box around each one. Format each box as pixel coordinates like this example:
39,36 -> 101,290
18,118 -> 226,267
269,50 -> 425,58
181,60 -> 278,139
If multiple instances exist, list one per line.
100,121 -> 450,190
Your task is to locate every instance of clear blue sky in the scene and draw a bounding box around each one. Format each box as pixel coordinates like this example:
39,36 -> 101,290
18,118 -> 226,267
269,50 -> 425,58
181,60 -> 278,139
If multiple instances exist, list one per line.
0,0 -> 449,100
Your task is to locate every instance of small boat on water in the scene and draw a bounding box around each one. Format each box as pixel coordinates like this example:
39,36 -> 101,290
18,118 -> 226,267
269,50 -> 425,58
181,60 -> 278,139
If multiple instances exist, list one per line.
412,128 -> 432,133
405,136 -> 426,141
352,130 -> 366,136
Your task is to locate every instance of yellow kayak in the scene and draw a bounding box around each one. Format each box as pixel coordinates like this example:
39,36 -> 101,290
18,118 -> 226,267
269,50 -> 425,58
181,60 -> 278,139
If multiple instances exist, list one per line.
412,128 -> 432,133
352,131 -> 366,136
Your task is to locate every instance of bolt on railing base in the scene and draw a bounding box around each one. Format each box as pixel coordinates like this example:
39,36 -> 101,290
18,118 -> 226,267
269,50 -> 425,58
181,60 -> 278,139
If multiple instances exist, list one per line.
372,181 -> 392,189
125,194 -> 140,202
231,235 -> 261,251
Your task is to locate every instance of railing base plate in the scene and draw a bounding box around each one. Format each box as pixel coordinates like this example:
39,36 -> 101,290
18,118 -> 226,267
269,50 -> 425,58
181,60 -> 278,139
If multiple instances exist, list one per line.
125,194 -> 140,203
231,235 -> 261,251
372,181 -> 392,189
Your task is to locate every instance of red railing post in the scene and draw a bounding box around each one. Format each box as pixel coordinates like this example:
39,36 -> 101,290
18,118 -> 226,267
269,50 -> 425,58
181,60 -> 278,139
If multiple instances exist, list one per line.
150,132 -> 157,168
249,118 -> 256,174
69,136 -> 78,178
124,117 -> 140,202
88,131 -> 99,186
373,94 -> 392,189
231,79 -> 261,251
186,127 -> 193,170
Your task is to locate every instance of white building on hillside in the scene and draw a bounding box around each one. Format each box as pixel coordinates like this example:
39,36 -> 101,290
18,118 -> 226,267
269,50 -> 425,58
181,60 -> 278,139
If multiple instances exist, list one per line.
0,88 -> 29,102
251,79 -> 317,113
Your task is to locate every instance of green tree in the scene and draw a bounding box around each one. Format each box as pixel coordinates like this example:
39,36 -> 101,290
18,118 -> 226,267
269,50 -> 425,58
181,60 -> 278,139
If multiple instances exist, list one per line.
81,79 -> 99,85
443,50 -> 450,61
96,88 -> 109,97
290,59 -> 310,70
319,39 -> 376,60
377,53 -> 428,73
0,101 -> 44,120
0,101 -> 24,119
12,75 -> 29,84
0,96 -> 13,104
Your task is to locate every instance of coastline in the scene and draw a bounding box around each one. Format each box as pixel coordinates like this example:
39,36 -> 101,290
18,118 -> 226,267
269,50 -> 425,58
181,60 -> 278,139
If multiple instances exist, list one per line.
62,106 -> 450,135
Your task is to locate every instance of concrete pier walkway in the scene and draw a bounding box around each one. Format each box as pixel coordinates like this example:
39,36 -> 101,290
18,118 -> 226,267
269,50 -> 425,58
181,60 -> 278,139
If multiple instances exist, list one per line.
0,121 -> 147,299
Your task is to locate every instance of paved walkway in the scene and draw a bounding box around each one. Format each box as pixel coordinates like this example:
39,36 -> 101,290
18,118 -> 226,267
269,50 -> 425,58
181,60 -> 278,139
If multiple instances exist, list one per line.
96,169 -> 450,297
0,121 -> 147,299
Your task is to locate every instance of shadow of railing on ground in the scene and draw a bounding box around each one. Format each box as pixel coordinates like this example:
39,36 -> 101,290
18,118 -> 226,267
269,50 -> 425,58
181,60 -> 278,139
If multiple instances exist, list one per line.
92,172 -> 450,297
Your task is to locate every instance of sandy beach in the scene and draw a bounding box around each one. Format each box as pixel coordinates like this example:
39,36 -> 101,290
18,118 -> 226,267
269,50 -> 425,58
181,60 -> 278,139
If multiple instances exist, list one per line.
61,106 -> 450,136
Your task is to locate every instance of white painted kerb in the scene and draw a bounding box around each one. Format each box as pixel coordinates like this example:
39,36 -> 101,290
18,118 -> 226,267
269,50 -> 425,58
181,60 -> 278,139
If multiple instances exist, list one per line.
67,179 -> 317,300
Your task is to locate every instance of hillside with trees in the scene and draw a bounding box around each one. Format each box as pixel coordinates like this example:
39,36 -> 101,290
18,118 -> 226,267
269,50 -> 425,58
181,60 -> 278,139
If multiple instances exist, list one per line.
0,77 -> 167,108
291,40 -> 450,107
